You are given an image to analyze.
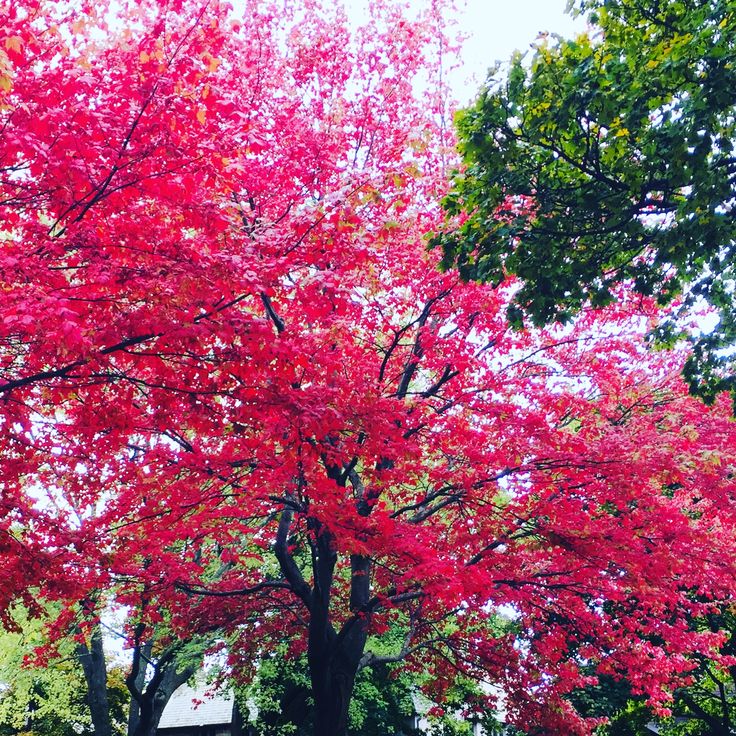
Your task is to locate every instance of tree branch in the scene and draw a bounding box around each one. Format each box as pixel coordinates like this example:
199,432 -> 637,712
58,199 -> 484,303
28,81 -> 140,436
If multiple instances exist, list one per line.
175,580 -> 292,597
274,507 -> 312,610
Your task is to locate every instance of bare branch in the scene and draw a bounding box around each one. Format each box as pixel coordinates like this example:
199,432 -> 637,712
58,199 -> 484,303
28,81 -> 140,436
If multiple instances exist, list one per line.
395,289 -> 452,399
175,580 -> 292,597
260,292 -> 285,334
274,507 -> 312,609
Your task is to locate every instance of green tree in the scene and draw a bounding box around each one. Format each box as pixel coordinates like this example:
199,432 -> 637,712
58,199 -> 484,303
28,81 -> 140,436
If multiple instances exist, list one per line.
237,637 -> 510,736
435,0 -> 736,406
239,647 -> 419,736
0,606 -> 128,736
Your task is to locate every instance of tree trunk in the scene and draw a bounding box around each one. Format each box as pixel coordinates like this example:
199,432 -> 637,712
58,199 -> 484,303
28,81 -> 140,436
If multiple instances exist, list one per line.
307,537 -> 370,736
77,626 -> 113,736
276,501 -> 373,736
231,699 -> 246,736
310,655 -> 357,736
129,687 -> 169,736
127,640 -> 152,736
128,656 -> 197,736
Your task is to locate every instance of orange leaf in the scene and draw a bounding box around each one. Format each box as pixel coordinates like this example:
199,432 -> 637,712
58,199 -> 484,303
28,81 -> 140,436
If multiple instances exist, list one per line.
5,36 -> 22,53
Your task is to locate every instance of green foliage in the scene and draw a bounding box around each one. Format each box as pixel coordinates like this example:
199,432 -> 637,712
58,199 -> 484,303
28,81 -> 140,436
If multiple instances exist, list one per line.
570,674 -> 637,722
417,677 -> 511,736
239,647 -> 418,736
435,0 -> 736,407
601,700 -> 657,736
349,664 -> 418,736
238,639 -> 509,736
240,648 -> 313,736
0,606 -> 128,736
0,606 -> 90,735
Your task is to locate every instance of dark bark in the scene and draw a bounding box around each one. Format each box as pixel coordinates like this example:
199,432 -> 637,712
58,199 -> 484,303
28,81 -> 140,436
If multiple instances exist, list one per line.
679,692 -> 732,736
126,640 -> 152,736
77,625 -> 114,736
127,642 -> 198,736
306,523 -> 371,736
311,659 -> 356,736
231,699 -> 249,736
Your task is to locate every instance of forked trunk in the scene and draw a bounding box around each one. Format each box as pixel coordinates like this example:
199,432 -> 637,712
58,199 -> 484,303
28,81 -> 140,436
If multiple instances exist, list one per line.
127,667 -> 197,736
129,689 -> 171,736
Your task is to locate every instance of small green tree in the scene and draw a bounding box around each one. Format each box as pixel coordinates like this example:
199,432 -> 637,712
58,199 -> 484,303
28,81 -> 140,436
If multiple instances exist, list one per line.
0,606 -> 128,736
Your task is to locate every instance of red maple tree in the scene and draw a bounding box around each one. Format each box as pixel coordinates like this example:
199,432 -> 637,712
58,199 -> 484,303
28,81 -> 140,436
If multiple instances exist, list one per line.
2,2 -> 736,735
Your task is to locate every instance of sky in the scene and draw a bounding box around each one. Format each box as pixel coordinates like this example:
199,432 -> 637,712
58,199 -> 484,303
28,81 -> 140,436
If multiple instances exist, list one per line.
342,0 -> 587,103
449,0 -> 586,102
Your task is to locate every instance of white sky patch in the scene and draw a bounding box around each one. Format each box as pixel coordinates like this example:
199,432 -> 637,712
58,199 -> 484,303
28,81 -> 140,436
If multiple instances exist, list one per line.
447,0 -> 587,102
337,0 -> 586,102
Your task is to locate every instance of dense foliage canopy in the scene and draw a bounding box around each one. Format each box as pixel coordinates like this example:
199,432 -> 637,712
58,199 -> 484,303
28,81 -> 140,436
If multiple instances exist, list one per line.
435,0 -> 736,407
2,2 -> 736,735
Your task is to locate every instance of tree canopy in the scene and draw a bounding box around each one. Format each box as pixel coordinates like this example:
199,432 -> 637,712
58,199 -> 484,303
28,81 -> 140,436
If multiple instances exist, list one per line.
2,2 -> 736,736
435,0 -> 736,407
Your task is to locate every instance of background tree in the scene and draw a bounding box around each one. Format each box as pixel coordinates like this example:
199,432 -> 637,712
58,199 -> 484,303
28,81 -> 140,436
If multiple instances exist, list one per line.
238,626 -> 505,736
0,600 -> 207,736
57,595 -> 212,736
3,2 -> 736,736
434,0 -> 736,407
0,606 -> 128,736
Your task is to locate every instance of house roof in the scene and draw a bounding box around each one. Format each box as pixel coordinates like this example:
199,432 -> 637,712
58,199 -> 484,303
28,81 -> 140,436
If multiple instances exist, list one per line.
158,683 -> 233,729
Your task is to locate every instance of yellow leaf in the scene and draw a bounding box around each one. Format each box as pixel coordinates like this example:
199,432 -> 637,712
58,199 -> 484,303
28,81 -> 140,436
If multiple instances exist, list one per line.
139,50 -> 149,64
196,108 -> 206,124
